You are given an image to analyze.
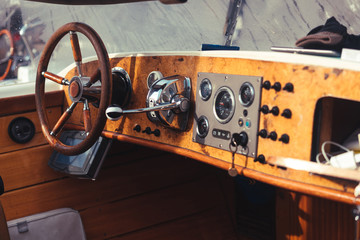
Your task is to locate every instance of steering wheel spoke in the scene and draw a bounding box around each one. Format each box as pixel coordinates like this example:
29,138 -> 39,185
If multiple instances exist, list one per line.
51,102 -> 78,136
70,31 -> 83,76
83,99 -> 92,133
86,67 -> 101,87
43,71 -> 69,85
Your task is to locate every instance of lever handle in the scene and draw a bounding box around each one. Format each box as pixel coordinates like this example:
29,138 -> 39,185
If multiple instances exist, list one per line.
106,97 -> 190,121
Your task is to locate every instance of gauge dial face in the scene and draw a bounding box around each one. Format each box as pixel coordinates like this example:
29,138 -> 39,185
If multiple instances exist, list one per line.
199,78 -> 212,101
239,82 -> 255,107
196,116 -> 209,138
213,87 -> 235,124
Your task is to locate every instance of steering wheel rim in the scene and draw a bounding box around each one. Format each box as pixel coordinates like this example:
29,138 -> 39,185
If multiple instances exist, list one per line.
35,22 -> 112,155
0,29 -> 14,81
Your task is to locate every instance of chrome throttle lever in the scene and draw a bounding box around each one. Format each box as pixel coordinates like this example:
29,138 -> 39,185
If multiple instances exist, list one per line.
106,96 -> 190,121
106,74 -> 191,131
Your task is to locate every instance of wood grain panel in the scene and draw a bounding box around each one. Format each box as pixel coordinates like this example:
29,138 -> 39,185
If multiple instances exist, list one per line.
0,91 -> 63,117
276,189 -> 356,240
0,139 -> 163,192
1,152 -> 217,221
0,107 -> 62,154
80,176 -> 226,239
0,143 -> 239,239
114,207 -> 238,240
61,55 -> 360,203
0,145 -> 62,191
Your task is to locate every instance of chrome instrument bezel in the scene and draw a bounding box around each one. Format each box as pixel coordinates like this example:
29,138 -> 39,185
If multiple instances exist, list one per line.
199,78 -> 212,101
239,82 -> 255,107
213,86 -> 235,124
196,115 -> 209,138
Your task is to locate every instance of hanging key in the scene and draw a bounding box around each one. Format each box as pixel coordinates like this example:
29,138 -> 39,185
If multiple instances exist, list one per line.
228,137 -> 239,177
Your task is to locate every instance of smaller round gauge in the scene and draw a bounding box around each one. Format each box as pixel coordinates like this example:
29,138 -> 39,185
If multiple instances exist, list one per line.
196,116 -> 209,138
213,87 -> 235,124
239,82 -> 255,107
199,78 -> 212,101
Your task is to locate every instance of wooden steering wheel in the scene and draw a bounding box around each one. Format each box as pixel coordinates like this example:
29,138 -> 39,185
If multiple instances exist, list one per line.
35,22 -> 112,155
0,29 -> 14,81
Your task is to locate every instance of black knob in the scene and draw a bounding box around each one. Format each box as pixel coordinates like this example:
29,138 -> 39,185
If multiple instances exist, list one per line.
283,83 -> 294,92
268,131 -> 277,141
279,134 -> 290,144
152,129 -> 161,137
270,106 -> 279,116
142,127 -> 152,134
262,80 -> 271,90
260,105 -> 269,114
232,132 -> 248,147
281,109 -> 292,119
258,129 -> 268,138
271,82 -> 281,92
254,154 -> 266,164
133,125 -> 141,132
243,109 -> 248,117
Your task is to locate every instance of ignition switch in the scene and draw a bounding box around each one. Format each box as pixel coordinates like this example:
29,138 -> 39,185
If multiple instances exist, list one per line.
231,131 -> 248,148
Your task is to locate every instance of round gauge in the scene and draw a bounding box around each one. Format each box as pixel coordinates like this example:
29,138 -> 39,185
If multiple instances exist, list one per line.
196,116 -> 209,138
199,78 -> 212,101
239,82 -> 255,107
213,87 -> 235,124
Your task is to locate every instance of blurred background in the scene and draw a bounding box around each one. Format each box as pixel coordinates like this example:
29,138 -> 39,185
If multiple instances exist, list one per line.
0,0 -> 359,82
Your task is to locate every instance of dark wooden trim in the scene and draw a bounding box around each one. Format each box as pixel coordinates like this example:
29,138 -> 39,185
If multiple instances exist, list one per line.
0,91 -> 64,117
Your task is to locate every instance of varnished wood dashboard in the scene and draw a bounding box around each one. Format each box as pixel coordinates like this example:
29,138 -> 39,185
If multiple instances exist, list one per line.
59,51 -> 360,205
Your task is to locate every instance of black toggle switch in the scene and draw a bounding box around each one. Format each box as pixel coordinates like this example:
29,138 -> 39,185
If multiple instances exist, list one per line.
254,154 -> 266,164
262,80 -> 271,90
260,105 -> 269,114
142,127 -> 152,134
270,106 -> 279,116
268,131 -> 277,141
142,127 -> 161,137
133,125 -> 141,132
283,83 -> 294,92
152,129 -> 161,137
279,134 -> 290,144
281,109 -> 292,119
258,129 -> 268,138
271,82 -> 282,92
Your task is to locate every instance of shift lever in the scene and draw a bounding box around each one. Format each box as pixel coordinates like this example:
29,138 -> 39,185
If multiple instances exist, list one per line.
106,96 -> 190,121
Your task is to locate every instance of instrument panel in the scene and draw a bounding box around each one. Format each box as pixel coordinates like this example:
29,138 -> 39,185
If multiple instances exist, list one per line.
193,72 -> 263,157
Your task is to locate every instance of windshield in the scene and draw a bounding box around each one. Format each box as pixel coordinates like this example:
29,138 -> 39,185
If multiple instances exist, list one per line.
0,0 -> 359,84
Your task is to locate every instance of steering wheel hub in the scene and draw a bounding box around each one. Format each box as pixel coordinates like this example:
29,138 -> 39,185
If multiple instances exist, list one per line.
69,77 -> 83,101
